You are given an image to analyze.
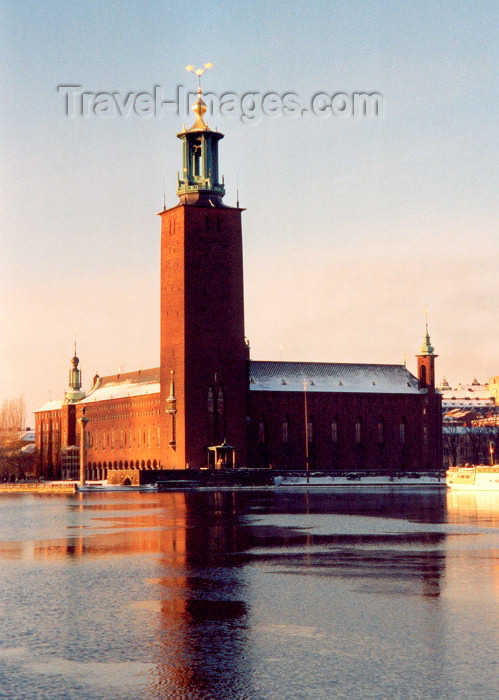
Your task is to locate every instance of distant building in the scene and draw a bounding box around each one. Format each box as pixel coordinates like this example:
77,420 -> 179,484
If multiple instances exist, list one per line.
438,377 -> 495,412
488,376 -> 499,405
35,85 -> 442,482
440,378 -> 499,467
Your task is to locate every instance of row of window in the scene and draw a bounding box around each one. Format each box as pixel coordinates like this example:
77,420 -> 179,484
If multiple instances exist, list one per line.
87,426 -> 160,450
257,417 -> 409,445
88,406 -> 160,421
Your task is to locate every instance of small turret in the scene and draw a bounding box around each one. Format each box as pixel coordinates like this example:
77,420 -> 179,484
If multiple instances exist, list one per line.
416,320 -> 437,391
176,64 -> 225,205
63,345 -> 86,404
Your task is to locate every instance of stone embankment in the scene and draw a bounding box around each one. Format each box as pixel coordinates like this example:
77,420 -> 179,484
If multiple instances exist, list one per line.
0,482 -> 77,494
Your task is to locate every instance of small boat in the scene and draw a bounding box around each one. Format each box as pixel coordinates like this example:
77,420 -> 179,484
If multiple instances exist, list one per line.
446,465 -> 499,491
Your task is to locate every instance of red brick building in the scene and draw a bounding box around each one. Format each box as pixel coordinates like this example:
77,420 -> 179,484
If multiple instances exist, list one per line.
35,88 -> 442,482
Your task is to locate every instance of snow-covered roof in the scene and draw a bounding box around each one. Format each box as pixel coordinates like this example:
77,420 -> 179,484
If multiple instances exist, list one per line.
249,361 -> 421,394
80,367 -> 160,404
440,391 -> 493,401
35,399 -> 63,413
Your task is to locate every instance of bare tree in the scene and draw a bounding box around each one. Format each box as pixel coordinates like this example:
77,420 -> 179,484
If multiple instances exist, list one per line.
0,396 -> 29,480
0,395 -> 26,436
478,409 -> 499,464
443,420 -> 461,467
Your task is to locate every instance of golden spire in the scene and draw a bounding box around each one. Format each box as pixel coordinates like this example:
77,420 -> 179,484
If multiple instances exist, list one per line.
191,89 -> 208,128
185,63 -> 213,129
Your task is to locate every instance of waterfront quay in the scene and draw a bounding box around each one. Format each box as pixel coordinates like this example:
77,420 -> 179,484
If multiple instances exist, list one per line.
0,481 -> 77,494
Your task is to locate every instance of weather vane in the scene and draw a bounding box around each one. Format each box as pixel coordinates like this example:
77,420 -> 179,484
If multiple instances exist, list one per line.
185,63 -> 213,91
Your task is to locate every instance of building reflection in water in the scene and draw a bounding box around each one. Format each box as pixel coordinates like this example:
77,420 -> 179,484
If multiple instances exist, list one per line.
150,491 -> 252,697
445,490 -> 499,602
0,490 -> 456,698
445,490 -> 499,526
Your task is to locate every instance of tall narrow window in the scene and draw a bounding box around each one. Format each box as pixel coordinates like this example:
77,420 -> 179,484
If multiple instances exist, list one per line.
171,413 -> 176,446
282,417 -> 289,443
400,420 -> 406,445
420,365 -> 427,386
217,389 -> 224,429
308,420 -> 314,443
192,137 -> 202,177
331,419 -> 338,443
377,419 -> 385,445
355,419 -> 362,444
207,387 -> 214,443
258,419 -> 266,444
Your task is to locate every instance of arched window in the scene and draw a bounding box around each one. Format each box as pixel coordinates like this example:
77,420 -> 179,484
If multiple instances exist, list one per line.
208,387 -> 214,417
420,365 -> 427,386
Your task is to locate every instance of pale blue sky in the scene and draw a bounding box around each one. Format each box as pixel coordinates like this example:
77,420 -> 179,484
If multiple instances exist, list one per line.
1,0 -> 497,421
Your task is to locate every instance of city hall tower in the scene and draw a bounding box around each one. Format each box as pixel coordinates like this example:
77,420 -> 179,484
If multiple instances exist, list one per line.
159,86 -> 248,468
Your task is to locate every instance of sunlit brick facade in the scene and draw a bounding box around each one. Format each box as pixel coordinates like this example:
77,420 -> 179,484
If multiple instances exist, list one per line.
35,86 -> 442,482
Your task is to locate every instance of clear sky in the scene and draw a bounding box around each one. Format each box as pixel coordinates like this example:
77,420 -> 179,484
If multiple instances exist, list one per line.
1,0 -> 497,424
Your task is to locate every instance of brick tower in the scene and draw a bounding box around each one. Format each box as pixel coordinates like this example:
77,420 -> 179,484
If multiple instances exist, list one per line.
416,322 -> 437,391
159,85 -> 248,469
416,321 -> 443,468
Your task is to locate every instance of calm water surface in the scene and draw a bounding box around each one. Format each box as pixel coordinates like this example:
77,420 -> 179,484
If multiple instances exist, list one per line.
0,488 -> 498,699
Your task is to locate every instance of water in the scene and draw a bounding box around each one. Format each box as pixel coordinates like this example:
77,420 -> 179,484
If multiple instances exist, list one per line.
0,488 -> 498,699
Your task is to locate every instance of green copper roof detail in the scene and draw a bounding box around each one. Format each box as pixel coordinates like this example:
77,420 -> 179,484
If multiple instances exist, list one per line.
419,324 -> 435,355
63,348 -> 86,404
176,85 -> 225,204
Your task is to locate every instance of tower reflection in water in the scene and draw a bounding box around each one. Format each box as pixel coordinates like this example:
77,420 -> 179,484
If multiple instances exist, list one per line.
147,491 -> 252,698
0,490 -> 457,699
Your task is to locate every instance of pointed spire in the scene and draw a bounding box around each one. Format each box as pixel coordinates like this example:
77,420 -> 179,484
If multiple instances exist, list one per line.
191,88 -> 208,129
184,63 -> 213,132
419,314 -> 435,356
